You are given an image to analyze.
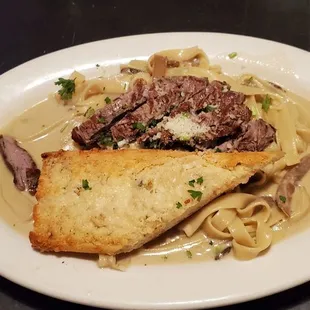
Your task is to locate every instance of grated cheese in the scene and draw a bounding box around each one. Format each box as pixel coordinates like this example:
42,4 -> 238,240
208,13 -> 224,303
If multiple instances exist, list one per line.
161,115 -> 207,139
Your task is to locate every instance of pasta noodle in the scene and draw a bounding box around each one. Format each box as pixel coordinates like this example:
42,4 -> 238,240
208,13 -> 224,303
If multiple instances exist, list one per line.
148,46 -> 210,73
179,193 -> 285,260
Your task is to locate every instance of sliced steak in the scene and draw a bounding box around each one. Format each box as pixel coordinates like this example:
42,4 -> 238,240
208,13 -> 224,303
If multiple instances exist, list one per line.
0,135 -> 40,195
138,80 -> 250,150
110,76 -> 208,142
71,79 -> 147,145
275,154 -> 310,216
196,82 -> 248,139
217,119 -> 276,152
170,80 -> 229,116
165,80 -> 249,143
72,74 -> 274,154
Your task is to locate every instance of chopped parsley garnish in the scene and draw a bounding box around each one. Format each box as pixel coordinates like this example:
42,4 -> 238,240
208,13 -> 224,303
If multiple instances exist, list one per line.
228,52 -> 237,59
60,123 -> 68,133
176,202 -> 183,209
279,195 -> 286,203
55,78 -> 76,100
251,106 -> 258,117
162,255 -> 168,260
186,250 -> 193,259
82,179 -> 91,190
188,179 -> 195,187
262,95 -> 271,112
196,177 -> 204,185
215,148 -> 222,153
245,76 -> 254,85
149,140 -> 160,149
188,190 -> 202,201
181,112 -> 190,118
96,64 -> 100,68
180,136 -> 190,141
98,117 -> 106,124
104,96 -> 112,104
203,105 -> 217,113
84,107 -> 95,118
133,122 -> 146,132
99,134 -> 114,147
214,245 -> 225,256
149,119 -> 158,128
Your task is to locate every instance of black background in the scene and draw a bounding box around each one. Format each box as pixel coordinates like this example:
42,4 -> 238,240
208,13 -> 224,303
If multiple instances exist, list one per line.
1,0 -> 310,309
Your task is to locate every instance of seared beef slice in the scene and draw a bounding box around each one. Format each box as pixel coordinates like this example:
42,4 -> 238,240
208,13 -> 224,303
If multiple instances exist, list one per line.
72,76 -> 275,151
0,135 -> 40,195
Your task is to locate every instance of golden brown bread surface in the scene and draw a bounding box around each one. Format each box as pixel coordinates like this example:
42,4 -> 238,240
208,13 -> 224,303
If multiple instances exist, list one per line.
29,149 -> 281,255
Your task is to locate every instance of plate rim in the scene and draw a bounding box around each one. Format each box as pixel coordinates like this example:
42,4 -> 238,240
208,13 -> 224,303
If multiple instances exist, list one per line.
2,31 -> 310,78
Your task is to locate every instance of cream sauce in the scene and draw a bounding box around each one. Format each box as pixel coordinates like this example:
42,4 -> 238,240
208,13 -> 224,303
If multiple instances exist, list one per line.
1,92 -> 310,266
0,97 -> 74,235
117,229 -> 231,266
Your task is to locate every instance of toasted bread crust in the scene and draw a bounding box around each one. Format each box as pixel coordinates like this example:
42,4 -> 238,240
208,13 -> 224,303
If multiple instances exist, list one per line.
30,149 -> 281,255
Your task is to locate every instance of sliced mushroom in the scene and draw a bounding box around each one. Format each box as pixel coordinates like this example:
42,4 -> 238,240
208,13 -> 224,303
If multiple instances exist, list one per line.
214,245 -> 232,260
167,60 -> 180,68
152,55 -> 167,77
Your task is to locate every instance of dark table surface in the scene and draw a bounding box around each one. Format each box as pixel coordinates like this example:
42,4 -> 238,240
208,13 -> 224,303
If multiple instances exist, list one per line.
1,0 -> 310,309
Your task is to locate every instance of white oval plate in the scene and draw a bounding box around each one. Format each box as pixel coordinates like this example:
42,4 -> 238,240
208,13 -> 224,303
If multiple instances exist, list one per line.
1,33 -> 310,310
